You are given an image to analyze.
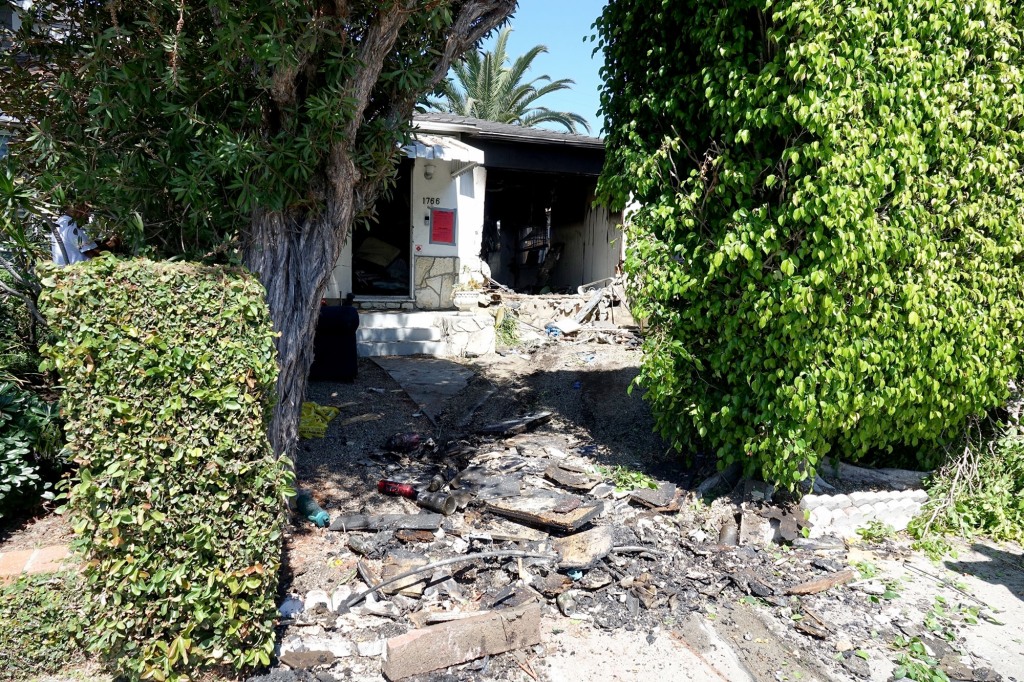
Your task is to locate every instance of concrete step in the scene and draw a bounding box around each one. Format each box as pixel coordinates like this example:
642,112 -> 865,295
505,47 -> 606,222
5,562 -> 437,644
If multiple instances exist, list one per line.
357,340 -> 448,357
356,327 -> 442,343
359,311 -> 439,328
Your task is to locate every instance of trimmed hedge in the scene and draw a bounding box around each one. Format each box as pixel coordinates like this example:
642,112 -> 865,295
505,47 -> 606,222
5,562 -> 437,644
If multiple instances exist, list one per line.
38,255 -> 292,681
596,0 -> 1024,486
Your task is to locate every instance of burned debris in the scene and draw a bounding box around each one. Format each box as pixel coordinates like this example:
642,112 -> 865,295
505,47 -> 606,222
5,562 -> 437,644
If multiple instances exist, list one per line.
264,401 -> 1007,682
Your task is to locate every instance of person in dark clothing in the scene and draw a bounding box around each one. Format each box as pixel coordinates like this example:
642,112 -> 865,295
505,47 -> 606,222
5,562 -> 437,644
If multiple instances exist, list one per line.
309,293 -> 360,382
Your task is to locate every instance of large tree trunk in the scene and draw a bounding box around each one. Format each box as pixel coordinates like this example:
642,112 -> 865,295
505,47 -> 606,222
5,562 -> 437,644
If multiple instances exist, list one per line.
242,200 -> 351,459
240,0 -> 518,459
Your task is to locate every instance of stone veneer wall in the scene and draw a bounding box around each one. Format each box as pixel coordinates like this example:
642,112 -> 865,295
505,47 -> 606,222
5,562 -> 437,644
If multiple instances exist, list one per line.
414,256 -> 459,310
438,313 -> 496,357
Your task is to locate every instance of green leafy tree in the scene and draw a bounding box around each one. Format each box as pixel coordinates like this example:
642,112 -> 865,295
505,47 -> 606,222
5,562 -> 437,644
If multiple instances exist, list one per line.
595,0 -> 1024,487
0,0 -> 516,458
429,26 -> 590,133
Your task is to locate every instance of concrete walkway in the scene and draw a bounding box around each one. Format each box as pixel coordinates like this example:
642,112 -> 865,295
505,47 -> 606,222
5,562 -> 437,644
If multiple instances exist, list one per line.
372,356 -> 474,423
0,544 -> 73,582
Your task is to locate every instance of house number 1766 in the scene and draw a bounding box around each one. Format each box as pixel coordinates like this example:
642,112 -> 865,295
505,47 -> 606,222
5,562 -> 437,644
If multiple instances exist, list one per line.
422,197 -> 441,206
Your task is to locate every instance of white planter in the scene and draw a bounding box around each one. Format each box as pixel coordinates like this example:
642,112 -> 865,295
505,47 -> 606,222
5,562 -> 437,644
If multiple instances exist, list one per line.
453,289 -> 478,310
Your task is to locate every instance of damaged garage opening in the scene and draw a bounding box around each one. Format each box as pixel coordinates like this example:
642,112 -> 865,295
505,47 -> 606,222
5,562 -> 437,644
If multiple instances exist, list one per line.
483,169 -> 620,294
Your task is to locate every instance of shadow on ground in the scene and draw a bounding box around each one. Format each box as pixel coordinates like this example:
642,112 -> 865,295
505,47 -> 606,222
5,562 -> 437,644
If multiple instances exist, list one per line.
945,542 -> 1024,604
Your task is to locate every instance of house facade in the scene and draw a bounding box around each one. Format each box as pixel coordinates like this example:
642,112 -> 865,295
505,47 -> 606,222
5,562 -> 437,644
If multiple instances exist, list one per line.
325,113 -> 624,311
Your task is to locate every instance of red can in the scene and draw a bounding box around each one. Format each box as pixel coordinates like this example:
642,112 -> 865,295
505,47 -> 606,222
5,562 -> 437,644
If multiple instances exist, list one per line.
378,479 -> 418,499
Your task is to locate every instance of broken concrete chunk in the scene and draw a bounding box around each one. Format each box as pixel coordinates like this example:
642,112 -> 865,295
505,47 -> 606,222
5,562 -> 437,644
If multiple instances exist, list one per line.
785,569 -> 856,595
381,602 -> 542,681
545,463 -> 601,492
552,526 -> 614,570
356,639 -> 386,658
329,514 -> 443,532
738,512 -> 775,546
381,550 -> 430,597
324,586 -> 350,611
304,589 -> 332,612
478,412 -> 553,436
629,481 -> 677,509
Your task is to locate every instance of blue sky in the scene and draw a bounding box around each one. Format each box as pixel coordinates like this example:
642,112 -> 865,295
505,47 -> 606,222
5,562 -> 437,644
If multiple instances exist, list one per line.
479,0 -> 607,135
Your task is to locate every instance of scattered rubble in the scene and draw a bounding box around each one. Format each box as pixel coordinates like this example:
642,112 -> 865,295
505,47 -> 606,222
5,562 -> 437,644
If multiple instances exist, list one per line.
273,351 -> 1018,682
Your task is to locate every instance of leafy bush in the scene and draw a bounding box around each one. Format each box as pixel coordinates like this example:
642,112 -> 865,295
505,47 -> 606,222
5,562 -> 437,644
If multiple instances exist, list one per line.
911,419 -> 1024,544
0,381 -> 61,518
38,255 -> 292,681
596,0 -> 1024,486
0,572 -> 88,680
1,164 -> 50,382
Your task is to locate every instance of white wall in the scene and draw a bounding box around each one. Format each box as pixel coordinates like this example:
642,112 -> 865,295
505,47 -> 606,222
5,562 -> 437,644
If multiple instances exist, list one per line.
581,204 -> 625,285
551,205 -> 624,290
409,158 -> 486,285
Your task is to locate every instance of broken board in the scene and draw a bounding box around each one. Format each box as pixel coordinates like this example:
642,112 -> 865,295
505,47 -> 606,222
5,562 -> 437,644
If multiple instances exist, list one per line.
544,463 -> 601,492
485,489 -> 603,534
329,513 -> 443,532
478,411 -> 553,436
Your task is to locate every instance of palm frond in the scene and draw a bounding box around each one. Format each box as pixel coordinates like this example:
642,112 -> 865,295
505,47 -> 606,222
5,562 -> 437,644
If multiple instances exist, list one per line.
436,26 -> 590,133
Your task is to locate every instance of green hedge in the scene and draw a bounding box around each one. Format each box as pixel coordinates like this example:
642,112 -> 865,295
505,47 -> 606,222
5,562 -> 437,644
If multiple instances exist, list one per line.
38,255 -> 292,681
596,0 -> 1024,486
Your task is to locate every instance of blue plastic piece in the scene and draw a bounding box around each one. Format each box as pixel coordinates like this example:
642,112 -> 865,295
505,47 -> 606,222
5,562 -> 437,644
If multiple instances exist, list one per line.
567,569 -> 584,581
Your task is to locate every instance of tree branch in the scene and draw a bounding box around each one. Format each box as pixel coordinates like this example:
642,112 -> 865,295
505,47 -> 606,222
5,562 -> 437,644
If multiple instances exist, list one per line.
432,0 -> 517,86
0,276 -> 46,327
347,0 -> 515,216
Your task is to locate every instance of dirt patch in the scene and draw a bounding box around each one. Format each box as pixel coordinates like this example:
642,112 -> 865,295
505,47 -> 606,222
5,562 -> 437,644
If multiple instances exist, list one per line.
0,509 -> 74,552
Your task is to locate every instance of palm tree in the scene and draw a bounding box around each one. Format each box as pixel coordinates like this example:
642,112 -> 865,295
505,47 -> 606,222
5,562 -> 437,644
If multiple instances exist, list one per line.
429,28 -> 591,134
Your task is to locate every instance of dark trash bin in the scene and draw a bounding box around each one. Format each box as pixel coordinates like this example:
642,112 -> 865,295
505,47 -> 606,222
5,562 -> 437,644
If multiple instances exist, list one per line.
309,294 -> 360,382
